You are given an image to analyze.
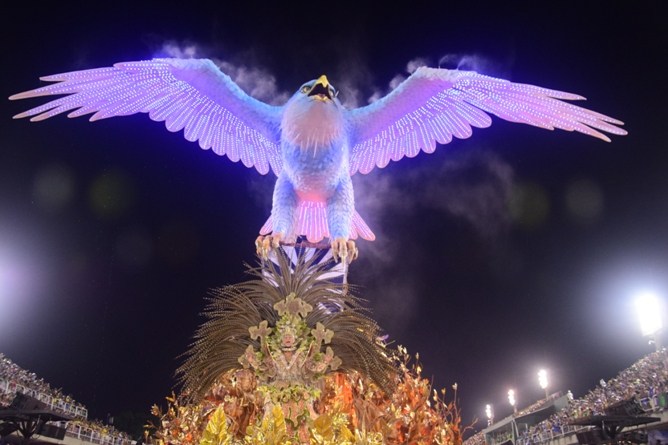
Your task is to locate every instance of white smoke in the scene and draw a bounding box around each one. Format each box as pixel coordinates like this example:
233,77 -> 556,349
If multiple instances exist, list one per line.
438,53 -> 511,77
159,41 -> 199,59
156,41 -> 289,105
355,149 -> 514,241
352,148 -> 515,336
330,53 -> 377,109
406,57 -> 430,74
366,91 -> 381,104
388,74 -> 405,91
363,57 -> 429,103
421,150 -> 514,237
216,61 -> 290,105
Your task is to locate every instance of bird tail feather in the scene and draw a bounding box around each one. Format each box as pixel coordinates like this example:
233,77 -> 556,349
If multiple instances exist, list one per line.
260,200 -> 375,243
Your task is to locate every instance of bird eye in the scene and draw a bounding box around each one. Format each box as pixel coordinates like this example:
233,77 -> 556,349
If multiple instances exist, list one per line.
329,87 -> 338,98
300,85 -> 310,94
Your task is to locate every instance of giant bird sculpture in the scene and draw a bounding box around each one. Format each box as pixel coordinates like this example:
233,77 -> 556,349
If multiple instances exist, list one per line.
10,58 -> 627,261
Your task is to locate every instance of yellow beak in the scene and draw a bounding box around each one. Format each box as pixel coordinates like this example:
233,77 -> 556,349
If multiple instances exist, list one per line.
314,75 -> 329,88
307,75 -> 333,102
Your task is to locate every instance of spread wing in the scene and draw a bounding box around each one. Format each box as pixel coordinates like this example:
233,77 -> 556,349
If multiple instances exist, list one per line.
347,67 -> 627,175
10,58 -> 283,175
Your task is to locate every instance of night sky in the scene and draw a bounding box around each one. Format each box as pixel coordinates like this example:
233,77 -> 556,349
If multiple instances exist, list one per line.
1,0 -> 666,433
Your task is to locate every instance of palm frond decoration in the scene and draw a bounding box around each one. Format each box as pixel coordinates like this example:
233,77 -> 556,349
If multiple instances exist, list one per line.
176,250 -> 396,400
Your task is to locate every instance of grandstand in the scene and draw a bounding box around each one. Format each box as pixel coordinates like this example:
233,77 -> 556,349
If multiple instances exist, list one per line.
0,353 -> 133,445
464,350 -> 668,445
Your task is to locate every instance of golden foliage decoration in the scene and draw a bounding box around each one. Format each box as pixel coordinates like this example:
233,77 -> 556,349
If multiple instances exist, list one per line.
244,406 -> 291,445
149,392 -> 210,445
150,348 -> 471,445
309,413 -> 357,445
200,407 -> 231,445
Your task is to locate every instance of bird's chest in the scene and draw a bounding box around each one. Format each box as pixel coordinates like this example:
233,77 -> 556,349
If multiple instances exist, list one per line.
281,140 -> 347,195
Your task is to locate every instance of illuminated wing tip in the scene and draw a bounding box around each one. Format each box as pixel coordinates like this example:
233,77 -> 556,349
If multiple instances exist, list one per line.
8,93 -> 22,101
39,74 -> 67,82
12,111 -> 30,119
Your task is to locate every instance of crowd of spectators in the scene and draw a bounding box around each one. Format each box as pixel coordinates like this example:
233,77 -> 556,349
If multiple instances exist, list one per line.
0,353 -> 88,418
0,353 -> 133,445
64,419 -> 133,445
464,349 -> 668,445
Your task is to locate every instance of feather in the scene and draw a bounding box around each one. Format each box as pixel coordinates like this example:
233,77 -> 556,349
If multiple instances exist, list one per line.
348,66 -> 627,175
11,58 -> 283,176
176,250 -> 396,401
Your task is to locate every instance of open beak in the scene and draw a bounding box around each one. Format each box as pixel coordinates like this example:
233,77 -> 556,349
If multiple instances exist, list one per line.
308,75 -> 332,101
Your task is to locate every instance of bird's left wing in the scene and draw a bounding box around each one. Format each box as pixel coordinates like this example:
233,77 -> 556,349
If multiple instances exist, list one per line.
10,58 -> 283,175
347,67 -> 627,175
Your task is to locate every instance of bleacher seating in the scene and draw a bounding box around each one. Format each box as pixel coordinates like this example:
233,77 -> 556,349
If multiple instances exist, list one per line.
464,349 -> 668,445
0,353 -> 133,445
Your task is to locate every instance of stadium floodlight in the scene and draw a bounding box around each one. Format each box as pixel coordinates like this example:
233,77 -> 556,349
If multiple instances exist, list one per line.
508,389 -> 517,414
538,369 -> 548,399
485,404 -> 494,426
634,290 -> 663,351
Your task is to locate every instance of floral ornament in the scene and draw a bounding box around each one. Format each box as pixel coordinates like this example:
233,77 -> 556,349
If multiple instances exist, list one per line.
323,347 -> 342,371
238,345 -> 258,369
273,292 -> 313,318
233,291 -> 348,435
239,293 -> 343,385
311,322 -> 334,348
249,320 -> 272,342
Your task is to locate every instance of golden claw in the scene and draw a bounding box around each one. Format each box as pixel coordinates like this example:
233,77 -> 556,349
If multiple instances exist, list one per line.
255,233 -> 283,259
331,237 -> 358,263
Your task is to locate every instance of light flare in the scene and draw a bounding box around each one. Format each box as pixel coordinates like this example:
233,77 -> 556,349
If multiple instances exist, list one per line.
635,290 -> 663,336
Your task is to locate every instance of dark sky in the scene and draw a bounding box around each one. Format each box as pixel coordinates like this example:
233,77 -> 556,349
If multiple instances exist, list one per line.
1,0 -> 666,432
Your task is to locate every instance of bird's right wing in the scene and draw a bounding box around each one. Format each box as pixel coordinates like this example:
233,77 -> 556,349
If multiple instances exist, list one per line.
10,58 -> 283,175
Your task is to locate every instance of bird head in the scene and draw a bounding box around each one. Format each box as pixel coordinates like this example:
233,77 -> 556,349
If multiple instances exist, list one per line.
299,75 -> 339,102
281,75 -> 345,149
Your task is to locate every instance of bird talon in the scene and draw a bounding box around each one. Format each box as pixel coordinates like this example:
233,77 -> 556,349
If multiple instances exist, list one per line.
255,235 -> 268,259
331,237 -> 358,263
255,233 -> 283,259
347,240 -> 358,262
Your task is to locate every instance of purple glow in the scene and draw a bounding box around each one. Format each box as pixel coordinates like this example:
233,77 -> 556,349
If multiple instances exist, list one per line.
0,244 -> 43,343
10,59 -> 626,246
